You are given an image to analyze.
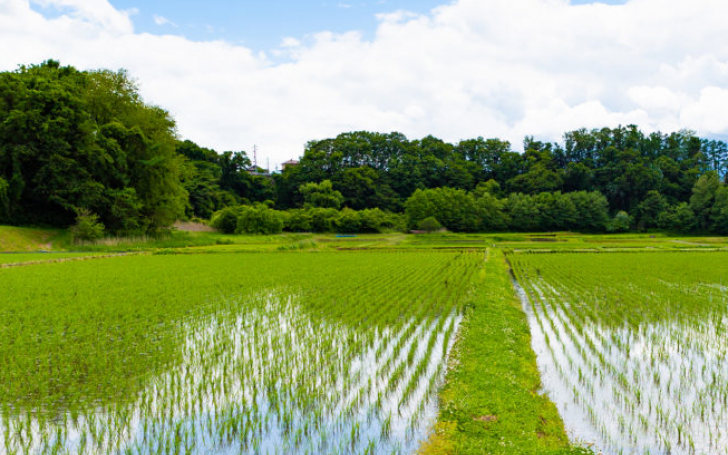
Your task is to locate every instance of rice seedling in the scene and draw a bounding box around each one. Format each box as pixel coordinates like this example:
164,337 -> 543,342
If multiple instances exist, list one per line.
511,251 -> 728,455
0,250 -> 476,454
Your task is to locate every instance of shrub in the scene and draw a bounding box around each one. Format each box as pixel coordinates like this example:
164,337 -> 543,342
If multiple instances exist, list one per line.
309,208 -> 339,232
71,210 -> 105,242
337,208 -> 362,233
417,217 -> 442,232
286,209 -> 313,232
658,203 -> 697,232
210,207 -> 240,234
235,205 -> 285,235
358,208 -> 390,232
607,211 -> 632,233
405,187 -> 479,231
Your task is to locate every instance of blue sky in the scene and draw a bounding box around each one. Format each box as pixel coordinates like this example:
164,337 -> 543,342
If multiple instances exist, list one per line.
105,0 -> 628,51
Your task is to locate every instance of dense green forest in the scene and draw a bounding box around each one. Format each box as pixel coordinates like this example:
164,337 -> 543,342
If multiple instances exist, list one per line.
2,61 -> 728,236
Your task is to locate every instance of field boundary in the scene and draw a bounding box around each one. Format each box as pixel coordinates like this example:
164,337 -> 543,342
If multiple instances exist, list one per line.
0,253 -> 138,268
420,248 -> 592,454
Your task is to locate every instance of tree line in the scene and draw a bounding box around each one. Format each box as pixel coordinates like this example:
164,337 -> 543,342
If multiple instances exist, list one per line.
2,61 -> 728,236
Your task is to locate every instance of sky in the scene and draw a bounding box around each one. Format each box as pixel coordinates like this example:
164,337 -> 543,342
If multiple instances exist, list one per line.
1,0 -> 726,168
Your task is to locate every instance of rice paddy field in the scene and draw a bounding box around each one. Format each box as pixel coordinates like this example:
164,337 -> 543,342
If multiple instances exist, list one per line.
510,251 -> 728,455
3,227 -> 728,455
0,250 -> 491,455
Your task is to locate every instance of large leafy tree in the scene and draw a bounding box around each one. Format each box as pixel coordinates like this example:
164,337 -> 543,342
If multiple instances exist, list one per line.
405,187 -> 480,232
690,171 -> 720,230
0,61 -> 187,232
300,180 -> 344,209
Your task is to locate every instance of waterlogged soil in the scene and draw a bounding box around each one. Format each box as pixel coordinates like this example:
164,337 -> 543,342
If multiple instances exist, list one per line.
0,294 -> 461,455
512,254 -> 728,455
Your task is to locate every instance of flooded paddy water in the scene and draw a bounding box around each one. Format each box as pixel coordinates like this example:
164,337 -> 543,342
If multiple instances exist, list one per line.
0,251 -> 483,455
0,294 -> 461,455
511,252 -> 728,455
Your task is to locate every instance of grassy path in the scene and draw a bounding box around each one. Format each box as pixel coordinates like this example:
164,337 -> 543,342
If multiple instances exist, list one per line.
421,249 -> 591,454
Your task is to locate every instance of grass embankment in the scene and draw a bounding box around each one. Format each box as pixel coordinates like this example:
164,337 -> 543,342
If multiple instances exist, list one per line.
421,248 -> 591,455
0,225 -> 67,251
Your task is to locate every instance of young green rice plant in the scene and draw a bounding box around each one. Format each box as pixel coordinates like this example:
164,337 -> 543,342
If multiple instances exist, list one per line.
0,250 -> 472,454
511,251 -> 728,455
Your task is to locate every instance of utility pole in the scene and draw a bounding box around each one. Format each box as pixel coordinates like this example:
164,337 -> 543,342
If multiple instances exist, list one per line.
253,145 -> 258,169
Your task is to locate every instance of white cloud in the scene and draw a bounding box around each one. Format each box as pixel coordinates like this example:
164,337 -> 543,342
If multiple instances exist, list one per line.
681,87 -> 728,133
152,14 -> 176,27
1,0 -> 728,166
280,37 -> 301,48
28,0 -> 134,34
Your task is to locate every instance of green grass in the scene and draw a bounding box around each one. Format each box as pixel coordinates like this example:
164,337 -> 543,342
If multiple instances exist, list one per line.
3,223 -> 727,254
421,249 -> 591,454
0,225 -> 67,251
70,230 -> 232,251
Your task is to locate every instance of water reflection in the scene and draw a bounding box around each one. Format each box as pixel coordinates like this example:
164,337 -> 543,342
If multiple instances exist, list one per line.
0,293 -> 461,455
517,278 -> 728,455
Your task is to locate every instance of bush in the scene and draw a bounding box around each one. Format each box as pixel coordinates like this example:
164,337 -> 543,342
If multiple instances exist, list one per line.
309,208 -> 339,232
607,211 -> 632,233
358,208 -> 386,232
285,209 -> 313,232
405,187 -> 479,231
505,193 -> 540,231
417,217 -> 443,232
235,205 -> 285,235
658,203 -> 697,232
337,208 -> 362,233
71,210 -> 105,242
477,193 -> 508,231
211,207 -> 240,234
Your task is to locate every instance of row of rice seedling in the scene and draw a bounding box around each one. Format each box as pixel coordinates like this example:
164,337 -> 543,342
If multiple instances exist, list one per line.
510,251 -> 728,455
0,250 -> 479,454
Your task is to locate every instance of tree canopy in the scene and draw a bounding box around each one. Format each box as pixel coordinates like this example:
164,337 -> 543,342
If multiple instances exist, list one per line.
0,60 -> 186,233
271,128 -> 728,233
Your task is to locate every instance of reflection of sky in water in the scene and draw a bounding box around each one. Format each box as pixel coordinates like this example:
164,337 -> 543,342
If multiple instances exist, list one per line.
0,293 -> 461,455
517,279 -> 728,455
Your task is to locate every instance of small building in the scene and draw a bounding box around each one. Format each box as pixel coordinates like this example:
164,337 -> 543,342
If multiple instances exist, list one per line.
247,168 -> 271,177
282,159 -> 300,171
